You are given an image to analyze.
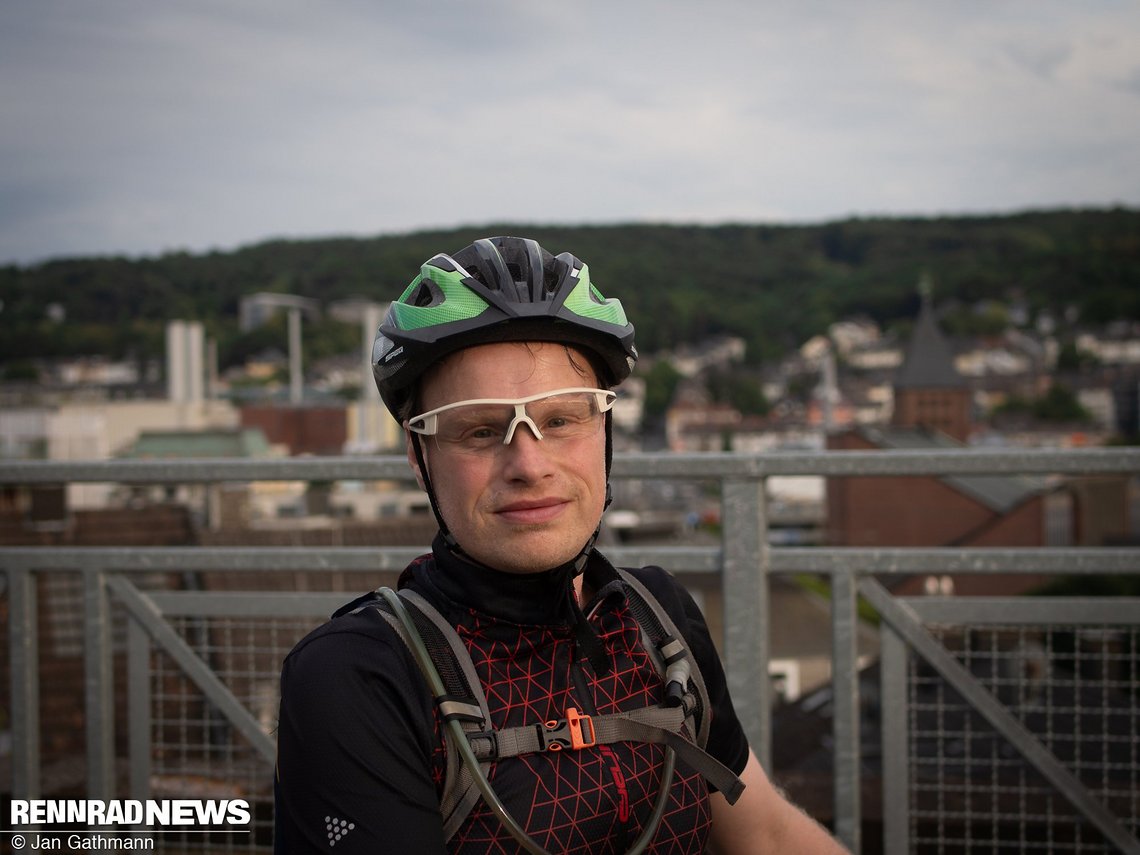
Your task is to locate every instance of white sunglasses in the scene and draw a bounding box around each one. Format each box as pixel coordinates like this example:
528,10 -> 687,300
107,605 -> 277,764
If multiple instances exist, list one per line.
406,387 -> 617,456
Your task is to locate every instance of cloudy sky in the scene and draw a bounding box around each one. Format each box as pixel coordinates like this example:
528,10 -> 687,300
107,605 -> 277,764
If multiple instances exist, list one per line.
2,0 -> 1138,265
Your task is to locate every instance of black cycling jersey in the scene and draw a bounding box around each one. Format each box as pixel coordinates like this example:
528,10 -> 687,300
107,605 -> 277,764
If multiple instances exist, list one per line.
274,536 -> 750,854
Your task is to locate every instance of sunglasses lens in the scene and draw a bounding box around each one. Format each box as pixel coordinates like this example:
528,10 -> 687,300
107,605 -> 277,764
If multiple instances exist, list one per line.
432,391 -> 607,455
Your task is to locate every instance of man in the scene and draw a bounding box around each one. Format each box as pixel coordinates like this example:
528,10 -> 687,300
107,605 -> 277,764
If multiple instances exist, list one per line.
275,237 -> 846,853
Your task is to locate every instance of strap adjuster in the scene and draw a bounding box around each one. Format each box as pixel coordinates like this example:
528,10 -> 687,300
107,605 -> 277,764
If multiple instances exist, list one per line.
468,729 -> 499,762
539,707 -> 596,752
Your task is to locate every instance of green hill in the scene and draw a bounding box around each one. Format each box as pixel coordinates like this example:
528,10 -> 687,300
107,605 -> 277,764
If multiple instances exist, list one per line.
2,208 -> 1137,370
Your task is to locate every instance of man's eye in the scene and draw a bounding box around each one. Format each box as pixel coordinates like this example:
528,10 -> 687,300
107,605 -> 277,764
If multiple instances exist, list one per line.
449,420 -> 508,444
542,406 -> 591,429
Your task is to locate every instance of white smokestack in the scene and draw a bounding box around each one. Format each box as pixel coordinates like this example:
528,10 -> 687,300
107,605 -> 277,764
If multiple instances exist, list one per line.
359,303 -> 385,446
166,320 -> 204,404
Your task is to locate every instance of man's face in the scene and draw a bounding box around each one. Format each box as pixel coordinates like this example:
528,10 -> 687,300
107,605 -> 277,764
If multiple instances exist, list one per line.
408,341 -> 608,574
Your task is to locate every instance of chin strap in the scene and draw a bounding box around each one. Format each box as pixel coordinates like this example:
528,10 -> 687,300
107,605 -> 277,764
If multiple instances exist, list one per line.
603,411 -> 615,512
410,432 -> 462,552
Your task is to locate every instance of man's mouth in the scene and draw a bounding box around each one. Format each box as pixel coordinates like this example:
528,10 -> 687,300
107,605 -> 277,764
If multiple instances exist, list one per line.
495,498 -> 569,525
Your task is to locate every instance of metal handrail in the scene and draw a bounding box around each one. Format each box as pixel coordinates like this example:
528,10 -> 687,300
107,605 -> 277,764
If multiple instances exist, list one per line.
1,446 -> 1135,483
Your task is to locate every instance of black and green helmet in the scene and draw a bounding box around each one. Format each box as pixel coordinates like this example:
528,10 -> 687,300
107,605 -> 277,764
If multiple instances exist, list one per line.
372,236 -> 638,418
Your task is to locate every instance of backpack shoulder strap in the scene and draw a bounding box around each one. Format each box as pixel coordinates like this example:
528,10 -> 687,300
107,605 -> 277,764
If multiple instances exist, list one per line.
367,588 -> 488,842
615,568 -> 712,749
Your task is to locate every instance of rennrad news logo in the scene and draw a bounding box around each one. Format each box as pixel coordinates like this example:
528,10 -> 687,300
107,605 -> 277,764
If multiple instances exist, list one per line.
10,799 -> 251,826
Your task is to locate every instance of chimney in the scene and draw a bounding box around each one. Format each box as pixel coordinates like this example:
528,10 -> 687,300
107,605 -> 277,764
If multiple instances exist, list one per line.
166,320 -> 204,404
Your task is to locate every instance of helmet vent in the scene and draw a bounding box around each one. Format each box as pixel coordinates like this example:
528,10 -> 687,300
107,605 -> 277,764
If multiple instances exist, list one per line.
543,268 -> 562,296
411,280 -> 442,308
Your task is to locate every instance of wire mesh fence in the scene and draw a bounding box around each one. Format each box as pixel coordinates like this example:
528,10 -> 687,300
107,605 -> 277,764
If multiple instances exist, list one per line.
907,621 -> 1139,854
145,613 -> 323,853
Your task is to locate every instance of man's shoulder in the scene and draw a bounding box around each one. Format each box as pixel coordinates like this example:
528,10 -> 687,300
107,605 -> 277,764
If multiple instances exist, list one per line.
284,589 -> 408,667
617,564 -> 689,609
613,562 -> 718,643
618,563 -> 677,589
284,551 -> 438,666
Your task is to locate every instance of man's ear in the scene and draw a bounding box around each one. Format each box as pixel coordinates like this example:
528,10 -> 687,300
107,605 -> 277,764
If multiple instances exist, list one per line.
405,429 -> 427,492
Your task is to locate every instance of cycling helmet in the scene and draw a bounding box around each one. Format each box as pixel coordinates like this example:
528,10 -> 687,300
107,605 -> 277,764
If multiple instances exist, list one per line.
372,236 -> 637,418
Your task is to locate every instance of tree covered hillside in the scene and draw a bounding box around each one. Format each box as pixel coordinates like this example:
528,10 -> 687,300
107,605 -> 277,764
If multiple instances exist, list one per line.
2,208 -> 1137,370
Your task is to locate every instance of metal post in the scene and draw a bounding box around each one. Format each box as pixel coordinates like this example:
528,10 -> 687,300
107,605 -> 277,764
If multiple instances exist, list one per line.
831,570 -> 861,852
289,307 -> 302,405
127,616 -> 152,800
8,567 -> 41,797
85,570 -> 115,799
880,625 -> 910,855
721,477 -> 770,766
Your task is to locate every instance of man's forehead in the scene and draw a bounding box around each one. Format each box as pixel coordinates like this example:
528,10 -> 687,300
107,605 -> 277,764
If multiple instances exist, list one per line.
418,342 -> 599,405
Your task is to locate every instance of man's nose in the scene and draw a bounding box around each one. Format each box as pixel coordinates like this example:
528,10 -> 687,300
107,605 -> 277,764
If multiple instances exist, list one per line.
500,420 -> 552,475
504,414 -> 542,445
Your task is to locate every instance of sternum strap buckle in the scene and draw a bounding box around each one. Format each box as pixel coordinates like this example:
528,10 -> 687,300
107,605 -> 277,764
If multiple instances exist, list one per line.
539,706 -> 596,751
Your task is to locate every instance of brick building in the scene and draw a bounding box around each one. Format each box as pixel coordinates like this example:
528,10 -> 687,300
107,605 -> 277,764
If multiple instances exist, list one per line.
827,426 -> 1047,549
240,404 -> 348,456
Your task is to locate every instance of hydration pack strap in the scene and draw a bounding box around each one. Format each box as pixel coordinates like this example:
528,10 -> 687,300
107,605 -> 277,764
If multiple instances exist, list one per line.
364,588 -> 488,841
470,703 -> 744,803
615,568 -> 713,749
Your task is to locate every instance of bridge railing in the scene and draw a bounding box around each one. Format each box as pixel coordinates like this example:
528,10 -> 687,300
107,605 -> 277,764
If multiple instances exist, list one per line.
2,447 -> 1138,853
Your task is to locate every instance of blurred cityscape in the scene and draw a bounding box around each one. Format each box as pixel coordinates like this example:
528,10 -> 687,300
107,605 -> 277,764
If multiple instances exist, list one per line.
2,278 -> 1137,543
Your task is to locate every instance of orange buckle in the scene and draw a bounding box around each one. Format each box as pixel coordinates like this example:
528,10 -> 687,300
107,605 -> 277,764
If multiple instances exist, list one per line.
565,707 -> 596,750
541,707 -> 596,752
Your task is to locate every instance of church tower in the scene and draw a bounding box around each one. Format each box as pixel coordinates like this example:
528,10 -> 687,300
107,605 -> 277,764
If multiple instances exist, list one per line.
891,276 -> 972,442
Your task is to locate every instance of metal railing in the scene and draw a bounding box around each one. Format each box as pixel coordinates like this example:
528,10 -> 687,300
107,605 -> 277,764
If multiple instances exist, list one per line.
2,447 -> 1139,853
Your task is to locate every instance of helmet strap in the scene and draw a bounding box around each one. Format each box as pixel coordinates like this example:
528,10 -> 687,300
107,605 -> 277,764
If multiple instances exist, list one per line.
603,410 -> 614,511
410,432 -> 460,552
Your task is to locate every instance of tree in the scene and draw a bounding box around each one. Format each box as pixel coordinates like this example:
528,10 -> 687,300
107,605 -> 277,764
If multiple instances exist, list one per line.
708,370 -> 770,416
1033,383 -> 1091,422
1055,340 -> 1098,372
4,209 -> 1138,374
641,360 -> 683,419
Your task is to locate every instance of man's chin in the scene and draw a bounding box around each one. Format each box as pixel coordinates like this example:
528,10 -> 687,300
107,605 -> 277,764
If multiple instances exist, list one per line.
468,534 -> 583,574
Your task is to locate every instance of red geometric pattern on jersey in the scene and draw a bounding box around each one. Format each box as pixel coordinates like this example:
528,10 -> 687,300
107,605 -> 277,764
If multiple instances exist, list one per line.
424,589 -> 712,853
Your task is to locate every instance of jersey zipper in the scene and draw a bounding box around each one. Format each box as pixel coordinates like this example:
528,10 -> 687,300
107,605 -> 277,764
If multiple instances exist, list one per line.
569,608 -> 636,851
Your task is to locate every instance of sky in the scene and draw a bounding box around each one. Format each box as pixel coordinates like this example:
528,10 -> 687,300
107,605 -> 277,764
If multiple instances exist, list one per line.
2,0 -> 1139,266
